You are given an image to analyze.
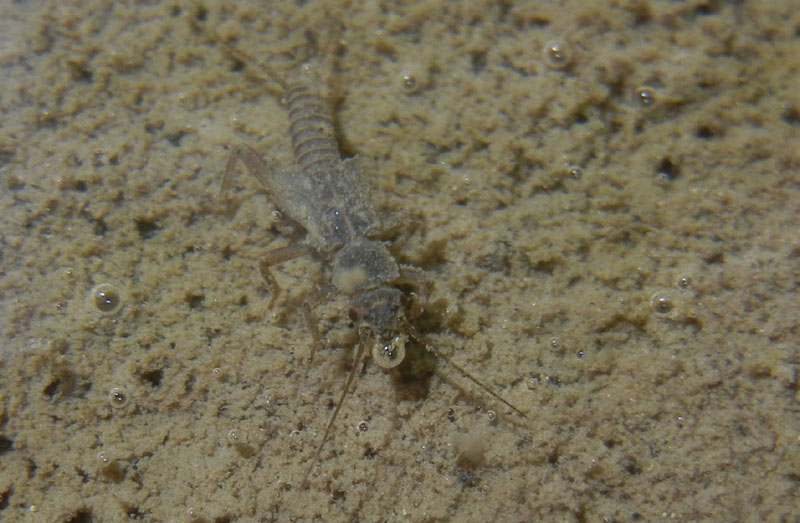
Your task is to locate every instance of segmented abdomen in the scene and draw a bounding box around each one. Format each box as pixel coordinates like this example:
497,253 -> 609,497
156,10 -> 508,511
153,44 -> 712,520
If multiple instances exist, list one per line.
286,84 -> 339,174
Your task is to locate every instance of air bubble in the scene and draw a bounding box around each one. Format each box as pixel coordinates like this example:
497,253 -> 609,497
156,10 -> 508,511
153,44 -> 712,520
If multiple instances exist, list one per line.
677,276 -> 692,289
650,291 -> 674,314
90,283 -> 123,315
227,429 -> 242,445
371,336 -> 406,369
634,86 -> 656,107
108,387 -> 129,409
395,60 -> 431,95
486,410 -> 496,422
96,450 -> 125,481
398,64 -> 429,95
543,40 -> 570,69
358,421 -> 369,432
211,366 -> 228,382
401,73 -> 416,92
227,427 -> 255,457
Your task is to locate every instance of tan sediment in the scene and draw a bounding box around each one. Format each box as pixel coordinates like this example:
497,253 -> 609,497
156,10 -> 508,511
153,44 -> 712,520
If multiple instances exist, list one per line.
0,0 -> 798,521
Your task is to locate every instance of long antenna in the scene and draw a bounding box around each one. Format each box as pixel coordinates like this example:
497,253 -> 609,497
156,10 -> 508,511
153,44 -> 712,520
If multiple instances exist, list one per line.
432,347 -> 528,419
191,18 -> 289,93
216,38 -> 289,93
406,323 -> 528,419
302,329 -> 370,485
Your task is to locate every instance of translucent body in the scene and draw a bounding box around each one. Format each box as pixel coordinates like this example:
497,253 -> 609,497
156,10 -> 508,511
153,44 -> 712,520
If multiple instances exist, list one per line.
223,82 -> 408,349
208,31 -> 526,485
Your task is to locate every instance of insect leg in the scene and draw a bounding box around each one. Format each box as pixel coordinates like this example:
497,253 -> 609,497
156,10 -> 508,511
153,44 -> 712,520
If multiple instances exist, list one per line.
258,244 -> 311,308
220,144 -> 279,198
301,301 -> 321,363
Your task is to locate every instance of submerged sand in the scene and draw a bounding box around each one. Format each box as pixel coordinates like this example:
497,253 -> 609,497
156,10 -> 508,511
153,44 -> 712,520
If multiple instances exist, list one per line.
0,0 -> 798,521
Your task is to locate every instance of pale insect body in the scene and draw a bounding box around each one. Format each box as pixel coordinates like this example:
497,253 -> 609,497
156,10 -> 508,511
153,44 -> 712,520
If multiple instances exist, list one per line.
202,23 -> 525,484
241,81 -> 378,253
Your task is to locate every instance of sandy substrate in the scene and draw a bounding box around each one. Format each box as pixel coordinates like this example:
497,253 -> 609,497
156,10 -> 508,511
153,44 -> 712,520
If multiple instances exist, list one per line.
0,0 -> 798,521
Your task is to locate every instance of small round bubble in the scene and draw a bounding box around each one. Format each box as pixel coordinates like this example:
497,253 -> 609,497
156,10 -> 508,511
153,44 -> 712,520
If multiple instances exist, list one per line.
358,421 -> 369,432
95,449 -> 125,481
372,336 -> 406,369
227,429 -> 241,445
543,40 -> 570,69
486,410 -> 496,422
212,366 -> 228,382
677,276 -> 692,289
650,292 -> 674,314
397,63 -> 429,95
401,72 -> 416,92
635,86 -> 656,107
91,284 -> 122,315
108,387 -> 128,409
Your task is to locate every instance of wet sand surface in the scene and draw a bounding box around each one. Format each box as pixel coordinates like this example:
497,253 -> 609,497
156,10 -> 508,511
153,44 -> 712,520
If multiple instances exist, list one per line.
0,0 -> 798,521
